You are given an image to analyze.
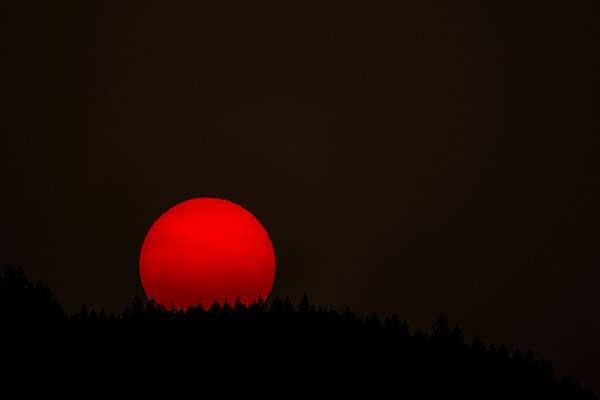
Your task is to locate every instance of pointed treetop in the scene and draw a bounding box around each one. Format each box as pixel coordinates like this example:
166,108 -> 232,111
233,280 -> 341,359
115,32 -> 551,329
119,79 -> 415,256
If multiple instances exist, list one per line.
432,313 -> 450,337
298,293 -> 314,313
221,299 -> 233,312
131,294 -> 145,314
249,293 -> 268,312
234,296 -> 247,312
283,296 -> 295,313
209,299 -> 221,313
269,296 -> 283,313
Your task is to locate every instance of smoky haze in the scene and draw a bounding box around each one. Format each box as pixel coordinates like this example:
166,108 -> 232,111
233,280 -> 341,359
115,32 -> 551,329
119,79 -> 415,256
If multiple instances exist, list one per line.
1,0 -> 599,392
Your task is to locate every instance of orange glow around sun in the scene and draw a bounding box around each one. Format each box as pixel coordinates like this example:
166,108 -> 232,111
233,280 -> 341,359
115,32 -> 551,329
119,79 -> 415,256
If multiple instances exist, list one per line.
139,198 -> 276,309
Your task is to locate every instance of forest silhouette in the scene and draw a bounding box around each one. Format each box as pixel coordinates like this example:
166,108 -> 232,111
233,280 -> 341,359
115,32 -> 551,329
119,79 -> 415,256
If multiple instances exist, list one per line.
0,266 -> 596,399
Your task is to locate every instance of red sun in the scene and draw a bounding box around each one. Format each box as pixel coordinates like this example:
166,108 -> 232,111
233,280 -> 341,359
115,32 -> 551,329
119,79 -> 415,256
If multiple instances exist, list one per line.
139,198 -> 276,309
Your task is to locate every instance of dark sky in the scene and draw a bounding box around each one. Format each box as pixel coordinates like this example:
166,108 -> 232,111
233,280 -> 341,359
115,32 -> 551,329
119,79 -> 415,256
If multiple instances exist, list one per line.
2,0 -> 599,390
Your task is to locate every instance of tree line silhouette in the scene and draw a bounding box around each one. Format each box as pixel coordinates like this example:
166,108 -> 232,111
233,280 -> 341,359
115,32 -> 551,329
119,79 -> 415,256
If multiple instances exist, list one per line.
0,266 -> 596,399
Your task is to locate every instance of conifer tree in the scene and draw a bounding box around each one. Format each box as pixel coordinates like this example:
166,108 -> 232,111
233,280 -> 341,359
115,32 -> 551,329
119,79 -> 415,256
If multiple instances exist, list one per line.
269,296 -> 283,314
234,296 -> 247,312
131,294 -> 145,317
432,314 -> 450,338
209,299 -> 221,313
221,299 -> 233,312
283,296 -> 295,314
298,294 -> 314,314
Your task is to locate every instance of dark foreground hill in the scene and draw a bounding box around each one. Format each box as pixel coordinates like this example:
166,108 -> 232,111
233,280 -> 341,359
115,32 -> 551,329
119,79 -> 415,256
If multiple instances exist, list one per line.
0,266 -> 596,399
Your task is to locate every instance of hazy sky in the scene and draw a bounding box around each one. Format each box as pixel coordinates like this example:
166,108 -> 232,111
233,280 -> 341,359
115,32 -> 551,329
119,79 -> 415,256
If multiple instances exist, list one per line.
1,1 -> 599,391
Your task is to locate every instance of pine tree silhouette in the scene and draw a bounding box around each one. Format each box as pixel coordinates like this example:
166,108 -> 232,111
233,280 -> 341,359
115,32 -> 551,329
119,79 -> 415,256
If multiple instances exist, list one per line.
0,266 -> 597,399
269,296 -> 283,314
283,296 -> 295,314
234,296 -> 247,312
248,293 -> 267,313
0,266 -> 65,324
297,293 -> 313,313
209,299 -> 221,313
221,299 -> 233,312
